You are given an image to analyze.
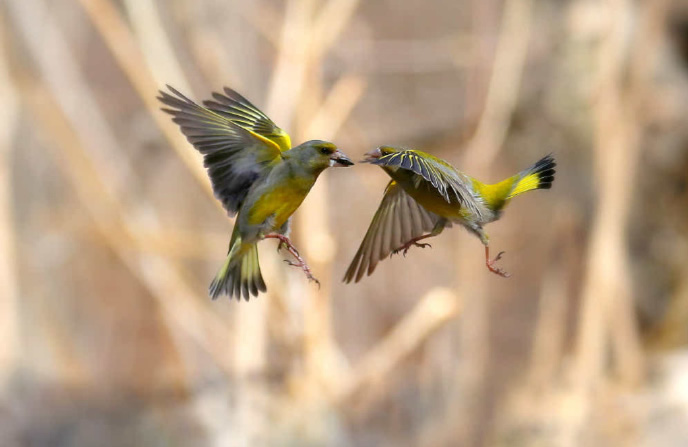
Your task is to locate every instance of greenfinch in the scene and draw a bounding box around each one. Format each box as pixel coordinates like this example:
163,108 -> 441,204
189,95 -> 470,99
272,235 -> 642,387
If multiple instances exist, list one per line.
158,86 -> 353,300
343,147 -> 555,282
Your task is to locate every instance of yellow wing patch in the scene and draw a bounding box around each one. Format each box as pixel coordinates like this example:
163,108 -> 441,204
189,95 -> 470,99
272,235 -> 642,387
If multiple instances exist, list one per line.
246,129 -> 284,157
268,130 -> 291,153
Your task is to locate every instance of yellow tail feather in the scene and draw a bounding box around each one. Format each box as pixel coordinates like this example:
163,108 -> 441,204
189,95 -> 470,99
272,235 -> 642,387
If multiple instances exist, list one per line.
508,173 -> 541,198
209,241 -> 266,300
475,154 -> 556,211
507,154 -> 556,199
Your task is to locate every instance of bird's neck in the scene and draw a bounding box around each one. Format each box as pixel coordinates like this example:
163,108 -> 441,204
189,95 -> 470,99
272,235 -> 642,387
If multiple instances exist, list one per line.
284,154 -> 326,178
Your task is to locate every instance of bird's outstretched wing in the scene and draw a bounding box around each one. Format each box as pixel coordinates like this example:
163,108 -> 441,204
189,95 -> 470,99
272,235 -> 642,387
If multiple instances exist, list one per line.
158,86 -> 284,215
368,149 -> 483,218
343,181 -> 443,283
202,87 -> 292,152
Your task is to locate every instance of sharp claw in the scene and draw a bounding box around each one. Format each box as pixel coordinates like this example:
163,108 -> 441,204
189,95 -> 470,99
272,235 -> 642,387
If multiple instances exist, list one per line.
486,263 -> 510,278
269,234 -> 320,284
283,258 -> 320,285
485,250 -> 510,278
303,271 -> 320,286
487,266 -> 510,278
392,239 -> 434,257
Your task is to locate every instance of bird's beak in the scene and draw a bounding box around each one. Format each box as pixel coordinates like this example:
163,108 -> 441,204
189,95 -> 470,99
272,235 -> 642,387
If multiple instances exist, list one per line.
330,150 -> 354,167
363,147 -> 383,162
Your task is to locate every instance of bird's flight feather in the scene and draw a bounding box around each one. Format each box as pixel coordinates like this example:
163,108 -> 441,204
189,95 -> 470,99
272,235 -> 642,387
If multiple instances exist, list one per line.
203,87 -> 292,152
343,181 -> 442,283
158,85 -> 285,215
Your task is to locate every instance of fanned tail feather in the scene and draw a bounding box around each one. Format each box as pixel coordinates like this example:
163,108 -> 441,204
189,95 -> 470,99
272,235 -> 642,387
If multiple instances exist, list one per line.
209,243 -> 266,300
508,154 -> 556,199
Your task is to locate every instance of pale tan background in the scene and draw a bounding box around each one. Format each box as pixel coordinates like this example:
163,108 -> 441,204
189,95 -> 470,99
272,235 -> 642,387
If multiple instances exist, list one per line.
2,0 -> 688,446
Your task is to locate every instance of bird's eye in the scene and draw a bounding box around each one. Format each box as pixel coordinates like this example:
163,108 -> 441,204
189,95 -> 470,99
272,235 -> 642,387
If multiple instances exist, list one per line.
320,147 -> 331,154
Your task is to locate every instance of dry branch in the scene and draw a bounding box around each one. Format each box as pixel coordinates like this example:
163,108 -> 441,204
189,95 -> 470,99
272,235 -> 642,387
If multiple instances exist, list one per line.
573,0 -> 667,389
333,288 -> 461,406
122,0 -> 192,93
462,0 -> 535,170
23,80 -> 237,375
0,11 -> 19,388
76,0 -> 217,203
8,0 -> 240,378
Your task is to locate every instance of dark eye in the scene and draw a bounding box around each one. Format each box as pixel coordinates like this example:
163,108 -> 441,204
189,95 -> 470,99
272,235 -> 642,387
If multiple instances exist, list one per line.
320,147 -> 330,154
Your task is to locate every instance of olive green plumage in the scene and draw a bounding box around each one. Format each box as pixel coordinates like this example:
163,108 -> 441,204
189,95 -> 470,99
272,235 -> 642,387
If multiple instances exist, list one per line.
158,85 -> 353,300
344,146 -> 556,282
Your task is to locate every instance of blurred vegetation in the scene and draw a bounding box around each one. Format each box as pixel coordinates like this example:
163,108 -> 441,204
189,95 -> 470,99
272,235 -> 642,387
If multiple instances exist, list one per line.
1,0 -> 688,446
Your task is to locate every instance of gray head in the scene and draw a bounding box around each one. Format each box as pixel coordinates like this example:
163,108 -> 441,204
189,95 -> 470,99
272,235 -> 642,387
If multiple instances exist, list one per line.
289,140 -> 354,172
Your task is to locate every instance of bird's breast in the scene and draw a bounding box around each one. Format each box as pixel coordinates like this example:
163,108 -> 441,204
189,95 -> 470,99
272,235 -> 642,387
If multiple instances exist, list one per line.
246,175 -> 315,230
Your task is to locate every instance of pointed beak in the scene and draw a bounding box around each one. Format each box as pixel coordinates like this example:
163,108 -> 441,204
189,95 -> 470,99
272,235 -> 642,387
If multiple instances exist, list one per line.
363,147 -> 383,162
330,150 -> 354,167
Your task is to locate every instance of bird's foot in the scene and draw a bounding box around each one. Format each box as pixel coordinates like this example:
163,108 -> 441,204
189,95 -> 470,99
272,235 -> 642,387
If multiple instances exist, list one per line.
266,233 -> 319,287
392,241 -> 432,257
284,259 -> 321,287
266,234 -> 300,257
486,251 -> 511,278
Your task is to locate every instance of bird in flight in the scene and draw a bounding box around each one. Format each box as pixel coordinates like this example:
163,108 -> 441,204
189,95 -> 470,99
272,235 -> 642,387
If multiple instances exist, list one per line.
344,146 -> 555,282
159,86 -> 353,300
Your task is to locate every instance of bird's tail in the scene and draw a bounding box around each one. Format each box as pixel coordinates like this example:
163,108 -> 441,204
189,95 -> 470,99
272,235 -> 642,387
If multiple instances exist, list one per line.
209,235 -> 266,300
507,154 -> 556,199
477,154 -> 556,211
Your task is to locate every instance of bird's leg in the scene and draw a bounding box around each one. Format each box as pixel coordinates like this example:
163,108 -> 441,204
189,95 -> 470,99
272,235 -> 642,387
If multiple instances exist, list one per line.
265,233 -> 299,256
392,220 -> 447,257
392,234 -> 434,257
274,219 -> 291,253
264,234 -> 320,286
485,245 -> 510,278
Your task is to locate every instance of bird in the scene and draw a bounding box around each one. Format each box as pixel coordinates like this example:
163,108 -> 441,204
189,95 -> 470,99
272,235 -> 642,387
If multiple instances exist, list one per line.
343,146 -> 555,283
158,85 -> 353,300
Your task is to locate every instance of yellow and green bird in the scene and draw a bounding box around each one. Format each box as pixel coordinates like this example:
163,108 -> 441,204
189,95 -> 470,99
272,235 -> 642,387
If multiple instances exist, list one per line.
158,86 -> 353,300
343,146 -> 555,282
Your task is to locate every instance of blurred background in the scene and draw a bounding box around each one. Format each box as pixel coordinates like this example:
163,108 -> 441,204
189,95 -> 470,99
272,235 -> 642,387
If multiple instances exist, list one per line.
2,0 -> 688,445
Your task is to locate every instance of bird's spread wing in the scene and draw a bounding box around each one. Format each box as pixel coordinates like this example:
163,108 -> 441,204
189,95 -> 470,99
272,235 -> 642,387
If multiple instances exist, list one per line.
369,150 -> 482,216
370,149 -> 482,219
158,86 -> 284,215
343,181 -> 442,283
202,87 -> 292,152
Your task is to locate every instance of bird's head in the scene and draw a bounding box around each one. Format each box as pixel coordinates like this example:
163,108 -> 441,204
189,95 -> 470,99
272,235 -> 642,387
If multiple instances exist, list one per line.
297,140 -> 354,170
363,145 -> 398,162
